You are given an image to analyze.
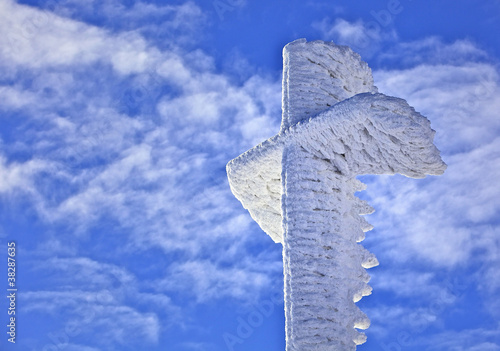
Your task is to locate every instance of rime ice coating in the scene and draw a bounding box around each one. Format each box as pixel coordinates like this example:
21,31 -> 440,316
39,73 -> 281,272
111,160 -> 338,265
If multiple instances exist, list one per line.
281,39 -> 378,131
227,39 -> 446,350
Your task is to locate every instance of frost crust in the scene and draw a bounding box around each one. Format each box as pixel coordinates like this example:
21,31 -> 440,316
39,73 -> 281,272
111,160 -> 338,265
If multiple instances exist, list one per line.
281,39 -> 378,131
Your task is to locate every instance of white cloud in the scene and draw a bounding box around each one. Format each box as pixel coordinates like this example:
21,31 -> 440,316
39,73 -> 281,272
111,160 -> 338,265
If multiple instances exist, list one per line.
379,37 -> 489,66
315,18 -> 368,44
372,270 -> 455,302
0,0 -> 163,74
20,256 -> 174,349
312,17 -> 397,57
32,257 -> 136,289
158,259 -> 279,303
0,0 -> 283,316
415,327 -> 500,351
63,345 -> 101,351
0,85 -> 39,110
0,155 -> 49,193
363,139 -> 500,268
364,305 -> 437,339
41,0 -> 206,45
89,305 -> 160,345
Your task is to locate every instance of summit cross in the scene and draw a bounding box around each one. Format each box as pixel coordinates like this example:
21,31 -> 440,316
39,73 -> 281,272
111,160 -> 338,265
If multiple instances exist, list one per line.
227,39 -> 446,350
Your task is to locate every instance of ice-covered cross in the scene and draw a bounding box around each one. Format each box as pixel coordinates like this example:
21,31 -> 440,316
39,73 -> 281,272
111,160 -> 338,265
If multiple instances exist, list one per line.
227,39 -> 446,350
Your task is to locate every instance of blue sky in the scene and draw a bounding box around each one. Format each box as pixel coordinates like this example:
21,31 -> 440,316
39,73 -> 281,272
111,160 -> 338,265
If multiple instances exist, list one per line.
0,0 -> 499,350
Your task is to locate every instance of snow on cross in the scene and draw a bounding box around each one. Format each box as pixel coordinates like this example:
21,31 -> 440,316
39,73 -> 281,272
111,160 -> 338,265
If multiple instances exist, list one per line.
226,39 -> 446,350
